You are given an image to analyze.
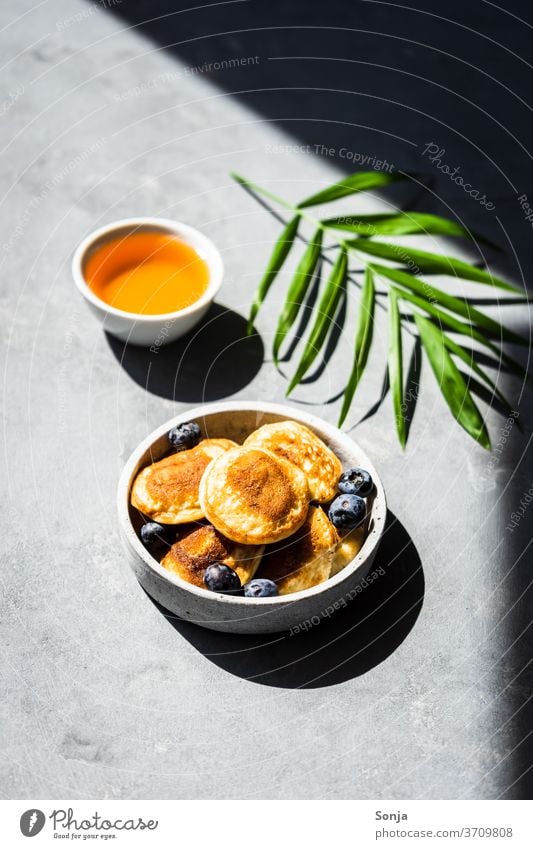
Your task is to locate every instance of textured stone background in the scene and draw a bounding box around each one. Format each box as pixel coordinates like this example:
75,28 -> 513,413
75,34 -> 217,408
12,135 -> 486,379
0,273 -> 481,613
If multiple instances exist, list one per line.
1,0 -> 531,799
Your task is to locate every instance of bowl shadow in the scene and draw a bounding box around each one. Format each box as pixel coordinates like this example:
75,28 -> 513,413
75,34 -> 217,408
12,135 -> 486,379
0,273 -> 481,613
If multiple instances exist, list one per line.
150,510 -> 424,689
106,302 -> 263,401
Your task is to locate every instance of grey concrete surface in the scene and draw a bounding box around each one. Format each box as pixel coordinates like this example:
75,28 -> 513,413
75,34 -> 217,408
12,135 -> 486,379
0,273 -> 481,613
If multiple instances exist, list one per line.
1,0 -> 531,799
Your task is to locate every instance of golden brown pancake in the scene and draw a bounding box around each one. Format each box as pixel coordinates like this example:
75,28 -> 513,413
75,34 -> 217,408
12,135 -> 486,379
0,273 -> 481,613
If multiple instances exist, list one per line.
257,506 -> 338,594
244,420 -> 342,502
330,526 -> 366,576
199,446 -> 310,544
131,438 -> 236,524
161,524 -> 264,587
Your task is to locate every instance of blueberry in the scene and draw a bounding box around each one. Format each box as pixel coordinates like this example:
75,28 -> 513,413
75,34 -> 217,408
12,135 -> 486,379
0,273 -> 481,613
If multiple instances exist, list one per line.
243,578 -> 278,598
328,494 -> 366,532
168,421 -> 201,452
338,467 -> 373,497
140,521 -> 173,553
204,563 -> 241,593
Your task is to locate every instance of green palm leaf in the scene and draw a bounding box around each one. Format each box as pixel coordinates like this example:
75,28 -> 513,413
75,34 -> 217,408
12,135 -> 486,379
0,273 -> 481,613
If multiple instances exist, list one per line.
287,247 -> 348,395
338,266 -> 375,427
371,264 -> 527,344
324,211 -> 494,245
442,335 -> 516,415
298,172 -> 402,208
388,289 -> 406,447
233,169 -> 531,450
414,313 -> 491,449
389,286 -> 533,388
247,214 -> 300,334
273,228 -> 323,364
348,239 -> 521,294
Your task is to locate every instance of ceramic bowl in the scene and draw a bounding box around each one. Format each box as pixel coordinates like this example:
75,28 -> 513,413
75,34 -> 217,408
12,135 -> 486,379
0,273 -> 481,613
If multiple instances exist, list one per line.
117,401 -> 387,634
72,217 -> 223,346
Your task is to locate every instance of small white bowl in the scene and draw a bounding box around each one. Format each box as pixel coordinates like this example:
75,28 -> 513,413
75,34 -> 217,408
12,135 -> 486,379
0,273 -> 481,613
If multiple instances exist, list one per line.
117,402 -> 387,634
72,217 -> 223,347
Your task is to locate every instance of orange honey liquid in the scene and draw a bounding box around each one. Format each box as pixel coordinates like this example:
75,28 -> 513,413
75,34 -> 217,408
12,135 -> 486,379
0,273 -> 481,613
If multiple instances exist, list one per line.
85,231 -> 210,315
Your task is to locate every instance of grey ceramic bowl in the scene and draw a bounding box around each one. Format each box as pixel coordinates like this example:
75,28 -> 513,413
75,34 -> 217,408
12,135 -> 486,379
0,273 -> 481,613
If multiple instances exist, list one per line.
117,401 -> 387,634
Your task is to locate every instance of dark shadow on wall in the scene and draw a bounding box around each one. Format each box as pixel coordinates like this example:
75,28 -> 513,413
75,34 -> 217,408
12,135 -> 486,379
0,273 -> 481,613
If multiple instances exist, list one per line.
152,510 -> 424,689
97,0 -> 533,793
100,0 -> 533,285
494,319 -> 533,801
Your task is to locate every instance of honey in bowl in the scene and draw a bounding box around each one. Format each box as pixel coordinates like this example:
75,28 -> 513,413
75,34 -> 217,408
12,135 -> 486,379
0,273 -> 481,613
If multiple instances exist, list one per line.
84,230 -> 210,315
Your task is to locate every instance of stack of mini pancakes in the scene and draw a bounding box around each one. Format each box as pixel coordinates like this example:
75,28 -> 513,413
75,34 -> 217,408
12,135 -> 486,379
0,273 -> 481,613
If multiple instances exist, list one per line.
131,420 -> 366,595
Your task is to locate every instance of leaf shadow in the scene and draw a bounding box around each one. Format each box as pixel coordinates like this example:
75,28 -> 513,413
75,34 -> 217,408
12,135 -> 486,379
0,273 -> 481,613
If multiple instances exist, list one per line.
403,337 -> 422,443
470,348 -> 510,371
349,367 -> 390,431
346,337 -> 420,437
460,371 -> 518,420
461,297 -> 527,307
278,260 -> 322,363
300,289 -> 348,385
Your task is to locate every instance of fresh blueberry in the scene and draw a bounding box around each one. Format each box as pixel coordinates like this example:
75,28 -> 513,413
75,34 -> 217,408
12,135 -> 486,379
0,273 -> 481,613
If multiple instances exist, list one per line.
140,521 -> 173,553
328,493 -> 366,532
204,563 -> 241,593
243,578 -> 278,598
168,421 -> 201,452
338,467 -> 373,497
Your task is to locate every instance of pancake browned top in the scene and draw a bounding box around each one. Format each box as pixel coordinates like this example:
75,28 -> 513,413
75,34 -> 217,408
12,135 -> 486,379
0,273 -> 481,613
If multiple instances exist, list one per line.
257,506 -> 338,595
131,438 -> 236,524
199,446 -> 310,544
161,524 -> 263,587
244,420 -> 342,502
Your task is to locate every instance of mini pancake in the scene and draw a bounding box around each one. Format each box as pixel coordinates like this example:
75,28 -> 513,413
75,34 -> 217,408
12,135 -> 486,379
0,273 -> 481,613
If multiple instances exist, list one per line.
161,524 -> 264,588
199,446 -> 310,545
244,420 -> 342,502
257,506 -> 338,595
330,526 -> 366,576
131,438 -> 236,524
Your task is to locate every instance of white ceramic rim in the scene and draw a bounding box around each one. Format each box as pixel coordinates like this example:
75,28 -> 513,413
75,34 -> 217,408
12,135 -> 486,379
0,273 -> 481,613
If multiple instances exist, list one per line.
72,217 -> 224,322
117,401 -> 388,607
